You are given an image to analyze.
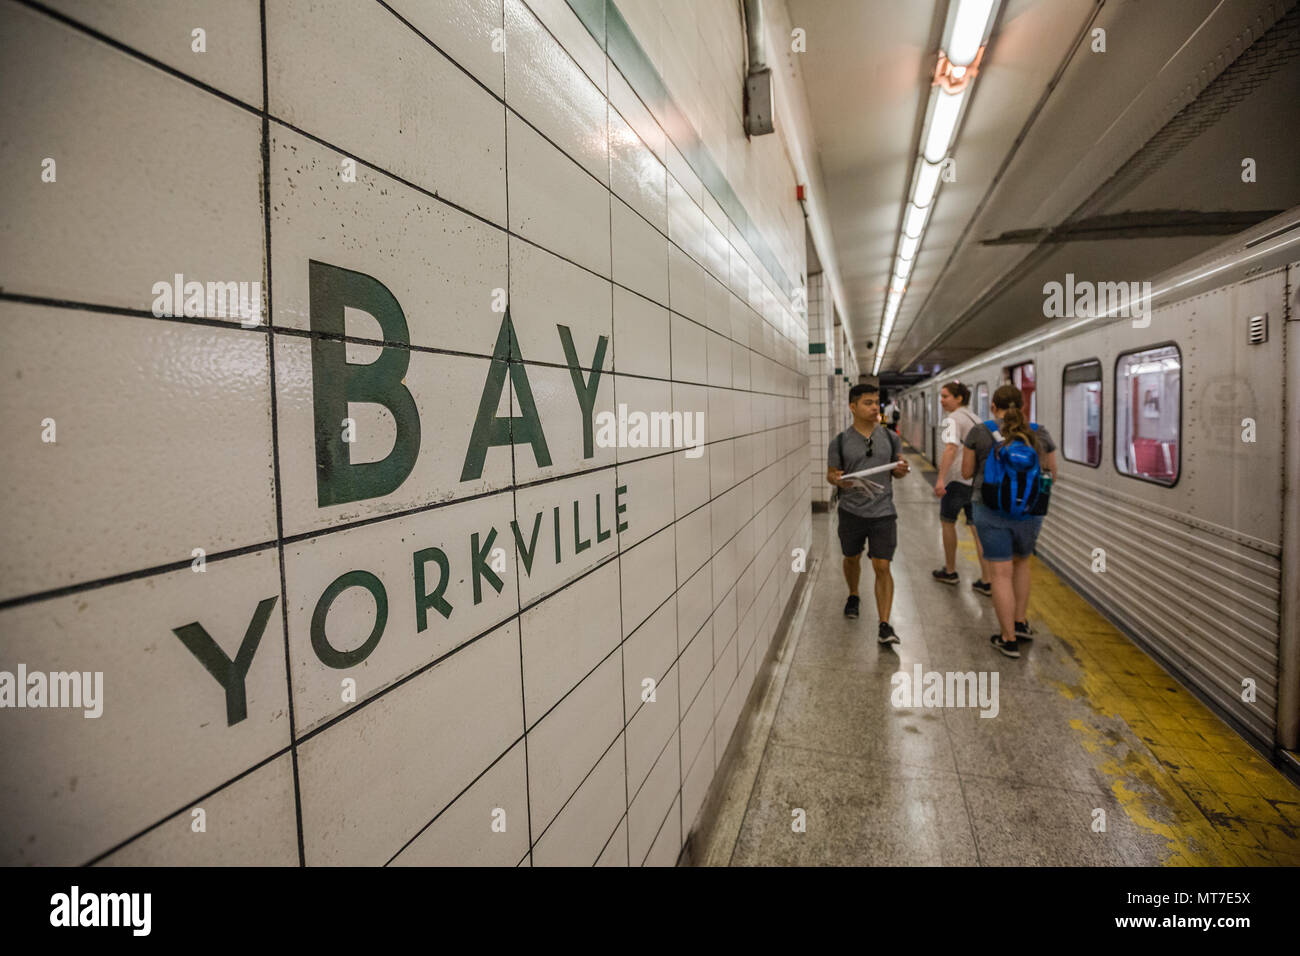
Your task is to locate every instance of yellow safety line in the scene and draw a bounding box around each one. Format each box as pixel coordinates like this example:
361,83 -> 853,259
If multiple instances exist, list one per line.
1027,558 -> 1300,865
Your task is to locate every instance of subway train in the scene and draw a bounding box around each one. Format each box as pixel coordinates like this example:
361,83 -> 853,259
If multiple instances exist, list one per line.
895,206 -> 1300,767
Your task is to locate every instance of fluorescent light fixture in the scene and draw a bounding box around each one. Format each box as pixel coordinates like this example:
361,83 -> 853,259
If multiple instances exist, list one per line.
912,159 -> 943,208
922,87 -> 966,163
895,256 -> 913,281
947,0 -> 996,66
898,233 -> 920,260
902,202 -> 929,239
890,276 -> 906,294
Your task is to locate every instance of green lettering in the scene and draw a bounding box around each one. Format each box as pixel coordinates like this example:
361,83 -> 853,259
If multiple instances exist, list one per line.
311,570 -> 387,669
573,499 -> 591,553
461,311 -> 551,481
595,493 -> 611,542
616,483 -> 629,533
511,511 -> 544,576
413,547 -> 453,632
471,529 -> 504,604
309,261 -> 420,506
172,596 -> 278,726
557,324 -> 608,460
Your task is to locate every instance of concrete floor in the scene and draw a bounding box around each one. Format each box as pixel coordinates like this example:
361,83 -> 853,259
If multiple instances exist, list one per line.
714,450 -> 1300,866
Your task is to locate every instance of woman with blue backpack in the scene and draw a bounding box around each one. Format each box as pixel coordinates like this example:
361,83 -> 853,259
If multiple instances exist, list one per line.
961,384 -> 1057,659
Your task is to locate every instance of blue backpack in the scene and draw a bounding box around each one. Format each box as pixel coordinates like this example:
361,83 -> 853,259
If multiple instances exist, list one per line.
980,420 -> 1044,518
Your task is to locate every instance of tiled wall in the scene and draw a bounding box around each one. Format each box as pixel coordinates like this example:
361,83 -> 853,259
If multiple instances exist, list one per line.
0,0 -> 810,866
807,271 -> 833,506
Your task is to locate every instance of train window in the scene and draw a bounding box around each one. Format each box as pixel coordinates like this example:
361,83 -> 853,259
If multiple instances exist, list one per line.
975,383 -> 989,419
1062,360 -> 1102,467
1005,362 -> 1037,422
1115,344 -> 1181,486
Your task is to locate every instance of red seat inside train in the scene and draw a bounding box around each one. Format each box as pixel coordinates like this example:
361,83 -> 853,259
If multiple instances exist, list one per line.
1131,437 -> 1177,480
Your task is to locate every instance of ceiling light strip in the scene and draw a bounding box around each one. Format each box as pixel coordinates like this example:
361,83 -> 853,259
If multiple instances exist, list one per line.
873,0 -> 1000,375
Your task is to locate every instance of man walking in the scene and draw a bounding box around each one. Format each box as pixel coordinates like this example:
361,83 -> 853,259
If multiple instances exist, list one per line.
827,384 -> 911,644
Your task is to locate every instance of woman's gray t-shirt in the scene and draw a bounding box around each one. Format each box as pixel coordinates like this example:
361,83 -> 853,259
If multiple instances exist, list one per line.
963,422 -> 1056,495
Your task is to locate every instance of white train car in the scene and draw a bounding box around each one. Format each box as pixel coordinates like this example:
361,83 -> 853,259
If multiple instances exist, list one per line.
898,207 -> 1300,766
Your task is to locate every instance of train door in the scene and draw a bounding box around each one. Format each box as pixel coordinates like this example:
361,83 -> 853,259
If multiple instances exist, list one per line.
1006,361 -> 1037,422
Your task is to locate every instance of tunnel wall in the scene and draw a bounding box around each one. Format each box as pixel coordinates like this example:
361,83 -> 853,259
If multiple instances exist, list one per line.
0,0 -> 811,865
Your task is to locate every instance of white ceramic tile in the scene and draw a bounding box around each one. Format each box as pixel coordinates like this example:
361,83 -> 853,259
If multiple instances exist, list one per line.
608,59 -> 664,161
513,468 -> 620,606
297,620 -> 523,865
706,328 -> 733,387
0,304 -> 276,602
626,665 -> 678,795
643,794 -> 682,866
96,755 -> 298,866
674,505 -> 713,582
668,242 -> 707,323
512,361 -> 616,483
389,741 -> 529,866
595,818 -> 629,866
614,453 -> 676,548
506,0 -> 607,184
612,287 -> 670,380
387,0 -> 506,96
679,662 -> 712,764
675,561 -> 712,646
509,236 -> 612,368
627,727 -> 678,865
0,5 -> 263,318
622,595 -> 677,719
611,196 -> 668,305
507,112 -> 610,277
619,527 -> 676,636
523,0 -> 607,94
612,374 -> 674,463
525,652 -> 623,832
270,126 -> 507,354
681,725 -> 714,835
283,491 -> 517,733
672,443 -> 710,518
273,340 -> 511,536
41,0 -> 263,104
520,559 -> 620,724
269,0 -> 506,225
531,734 -> 626,866
0,549 -> 289,865
670,312 -> 708,384
609,106 -> 667,234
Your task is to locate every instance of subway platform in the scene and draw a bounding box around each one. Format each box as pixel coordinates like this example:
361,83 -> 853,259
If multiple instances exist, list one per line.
690,447 -> 1300,867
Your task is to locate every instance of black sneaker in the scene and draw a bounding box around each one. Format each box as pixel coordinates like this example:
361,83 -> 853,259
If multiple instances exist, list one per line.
878,622 -> 900,645
844,595 -> 860,619
931,568 -> 959,585
991,633 -> 1020,659
1015,620 -> 1035,642
971,580 -> 991,597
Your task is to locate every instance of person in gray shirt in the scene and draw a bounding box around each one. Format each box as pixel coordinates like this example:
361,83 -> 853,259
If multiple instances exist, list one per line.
827,384 -> 911,644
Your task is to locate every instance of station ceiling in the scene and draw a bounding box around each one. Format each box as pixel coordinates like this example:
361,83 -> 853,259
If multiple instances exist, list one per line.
787,0 -> 1300,374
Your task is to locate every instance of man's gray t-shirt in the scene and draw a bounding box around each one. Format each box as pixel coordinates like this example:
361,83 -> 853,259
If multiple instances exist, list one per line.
828,424 -> 901,518
964,422 -> 1056,495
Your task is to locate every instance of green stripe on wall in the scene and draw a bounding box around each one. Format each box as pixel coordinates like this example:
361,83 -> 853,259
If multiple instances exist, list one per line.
563,0 -> 794,296
835,368 -> 842,375
809,342 -> 826,354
